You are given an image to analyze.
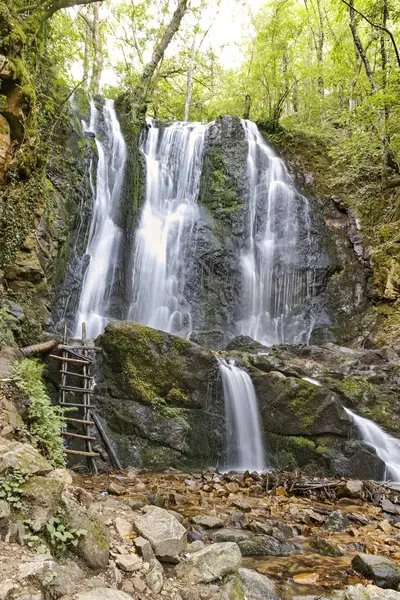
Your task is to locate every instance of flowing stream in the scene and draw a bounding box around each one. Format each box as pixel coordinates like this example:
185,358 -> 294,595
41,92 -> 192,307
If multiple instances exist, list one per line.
238,120 -> 315,345
218,358 -> 266,471
345,408 -> 400,481
75,99 -> 127,339
128,119 -> 208,336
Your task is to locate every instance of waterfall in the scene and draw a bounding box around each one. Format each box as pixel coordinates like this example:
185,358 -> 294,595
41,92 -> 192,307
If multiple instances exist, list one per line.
345,408 -> 400,481
238,120 -> 315,346
128,120 -> 208,336
218,358 -> 266,471
74,99 -> 127,339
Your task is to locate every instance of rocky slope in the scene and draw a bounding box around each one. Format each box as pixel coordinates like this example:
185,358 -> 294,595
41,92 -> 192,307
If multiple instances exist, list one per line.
80,321 -> 400,478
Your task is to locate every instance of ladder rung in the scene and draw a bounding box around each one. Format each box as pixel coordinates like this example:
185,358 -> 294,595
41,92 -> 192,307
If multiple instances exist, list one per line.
59,345 -> 99,351
64,449 -> 99,457
50,355 -> 90,365
59,402 -> 94,408
65,417 -> 95,425
61,431 -> 96,441
61,370 -> 93,380
59,386 -> 94,394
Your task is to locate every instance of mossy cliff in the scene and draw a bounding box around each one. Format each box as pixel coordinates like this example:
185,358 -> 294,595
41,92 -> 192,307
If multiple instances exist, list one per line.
0,4 -> 95,347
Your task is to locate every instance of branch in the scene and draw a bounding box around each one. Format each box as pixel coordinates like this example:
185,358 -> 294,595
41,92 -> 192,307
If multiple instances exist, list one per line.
340,0 -> 400,69
21,0 -> 104,22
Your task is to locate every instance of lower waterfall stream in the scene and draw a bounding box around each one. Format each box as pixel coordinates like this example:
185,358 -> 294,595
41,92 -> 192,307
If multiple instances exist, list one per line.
218,358 -> 266,472
345,408 -> 400,482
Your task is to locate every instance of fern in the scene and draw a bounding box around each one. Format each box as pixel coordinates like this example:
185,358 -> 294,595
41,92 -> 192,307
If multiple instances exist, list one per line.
11,359 -> 66,468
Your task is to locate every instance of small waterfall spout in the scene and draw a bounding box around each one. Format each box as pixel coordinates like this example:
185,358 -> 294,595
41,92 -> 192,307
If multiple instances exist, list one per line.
128,120 -> 208,337
345,408 -> 400,481
218,358 -> 266,471
239,120 -> 315,346
75,99 -> 127,339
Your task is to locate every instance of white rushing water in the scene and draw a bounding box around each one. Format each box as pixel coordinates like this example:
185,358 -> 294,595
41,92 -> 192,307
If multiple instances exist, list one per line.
239,120 -> 315,346
345,408 -> 400,481
128,120 -> 208,336
218,358 -> 266,471
75,99 -> 127,339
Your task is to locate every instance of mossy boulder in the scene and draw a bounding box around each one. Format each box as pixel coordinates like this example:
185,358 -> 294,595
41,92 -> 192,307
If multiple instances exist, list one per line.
93,321 -> 224,469
0,439 -> 53,475
21,475 -> 64,531
252,371 -> 347,436
63,497 -> 110,570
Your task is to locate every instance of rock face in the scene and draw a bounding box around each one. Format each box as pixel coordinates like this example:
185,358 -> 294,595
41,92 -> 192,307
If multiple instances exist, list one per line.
331,585 -> 400,599
89,319 -> 400,477
133,506 -> 187,562
176,542 -> 241,583
93,321 -> 224,469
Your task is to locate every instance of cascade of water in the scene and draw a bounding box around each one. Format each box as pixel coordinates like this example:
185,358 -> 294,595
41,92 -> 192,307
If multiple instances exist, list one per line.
74,99 -> 127,339
238,120 -> 315,346
345,408 -> 400,481
128,120 -> 208,336
218,358 -> 266,471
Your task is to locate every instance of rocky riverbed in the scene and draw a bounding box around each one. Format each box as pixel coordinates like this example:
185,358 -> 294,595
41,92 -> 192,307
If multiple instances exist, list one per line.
2,449 -> 400,600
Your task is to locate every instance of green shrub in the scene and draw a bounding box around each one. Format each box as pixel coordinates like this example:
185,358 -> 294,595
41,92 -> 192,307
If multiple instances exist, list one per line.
0,470 -> 29,509
11,359 -> 66,468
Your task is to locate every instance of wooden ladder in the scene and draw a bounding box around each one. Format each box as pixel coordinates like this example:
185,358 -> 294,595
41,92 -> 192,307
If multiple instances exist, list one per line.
50,323 -> 99,473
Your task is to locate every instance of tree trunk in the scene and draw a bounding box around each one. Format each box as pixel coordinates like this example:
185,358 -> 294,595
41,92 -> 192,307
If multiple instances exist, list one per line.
316,0 -> 325,100
130,0 -> 188,123
243,94 -> 251,120
348,0 -> 375,91
184,36 -> 196,121
82,13 -> 91,89
90,3 -> 103,95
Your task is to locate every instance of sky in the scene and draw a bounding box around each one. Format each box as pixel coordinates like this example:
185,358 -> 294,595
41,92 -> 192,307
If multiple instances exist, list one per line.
91,0 -> 266,87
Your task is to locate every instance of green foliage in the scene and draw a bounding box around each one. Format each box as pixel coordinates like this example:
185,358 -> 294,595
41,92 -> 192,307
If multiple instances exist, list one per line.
0,470 -> 29,509
45,512 -> 87,552
11,359 -> 66,468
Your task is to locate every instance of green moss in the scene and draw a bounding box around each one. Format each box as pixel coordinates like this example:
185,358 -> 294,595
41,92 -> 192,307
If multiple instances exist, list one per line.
287,380 -> 323,429
98,322 -> 188,407
200,147 -> 239,209
92,520 -> 109,551
267,432 -> 317,469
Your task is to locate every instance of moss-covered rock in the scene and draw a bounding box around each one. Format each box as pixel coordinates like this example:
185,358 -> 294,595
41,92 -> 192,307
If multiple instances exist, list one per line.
93,321 -> 224,469
21,475 -> 63,531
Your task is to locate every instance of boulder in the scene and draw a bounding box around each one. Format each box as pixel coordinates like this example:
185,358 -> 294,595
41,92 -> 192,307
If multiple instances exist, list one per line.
176,542 -> 241,583
21,475 -> 64,531
114,516 -> 133,539
46,469 -> 73,486
134,535 -> 155,562
209,529 -> 251,544
237,568 -> 280,599
310,536 -> 343,557
0,440 -> 53,475
115,554 -> 142,572
331,584 -> 400,599
322,510 -> 349,532
146,558 -> 164,593
133,505 -> 187,561
18,554 -> 57,585
192,515 -> 226,529
238,534 -> 298,556
42,560 -> 85,598
63,497 -> 110,569
352,554 -> 400,589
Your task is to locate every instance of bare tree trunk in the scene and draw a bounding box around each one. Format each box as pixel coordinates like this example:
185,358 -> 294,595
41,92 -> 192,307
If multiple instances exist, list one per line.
132,0 -> 189,118
90,3 -> 103,95
243,94 -> 251,120
82,14 -> 91,89
316,0 -> 325,100
348,0 -> 375,90
184,36 -> 196,121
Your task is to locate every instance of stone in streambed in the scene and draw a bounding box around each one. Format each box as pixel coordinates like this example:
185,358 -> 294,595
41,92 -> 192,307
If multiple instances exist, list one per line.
352,553 -> 400,589
176,542 -> 241,584
331,584 -> 400,599
192,515 -> 225,528
310,536 -> 343,557
238,534 -> 298,556
209,528 -> 251,543
239,568 -> 280,600
115,553 -> 142,572
322,510 -> 349,532
133,505 -> 187,561
76,591 -> 134,600
146,558 -> 164,593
